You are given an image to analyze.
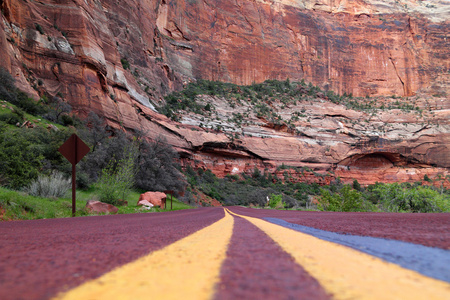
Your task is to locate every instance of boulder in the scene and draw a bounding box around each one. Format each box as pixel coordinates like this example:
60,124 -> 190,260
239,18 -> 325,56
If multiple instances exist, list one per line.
85,200 -> 118,214
138,200 -> 154,210
138,192 -> 166,209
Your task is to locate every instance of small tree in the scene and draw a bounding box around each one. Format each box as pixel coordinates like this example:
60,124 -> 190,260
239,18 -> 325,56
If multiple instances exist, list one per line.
134,135 -> 186,194
352,179 -> 362,191
44,96 -> 72,124
97,144 -> 137,205
79,112 -> 111,153
268,193 -> 284,209
318,185 -> 364,212
423,174 -> 432,182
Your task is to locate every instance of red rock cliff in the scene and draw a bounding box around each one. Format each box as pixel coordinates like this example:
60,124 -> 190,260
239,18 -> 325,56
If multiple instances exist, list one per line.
155,0 -> 450,97
0,0 -> 449,185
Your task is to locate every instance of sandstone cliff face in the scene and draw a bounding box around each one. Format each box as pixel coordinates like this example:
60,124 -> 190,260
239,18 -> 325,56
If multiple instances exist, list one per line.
156,0 -> 450,97
0,0 -> 448,185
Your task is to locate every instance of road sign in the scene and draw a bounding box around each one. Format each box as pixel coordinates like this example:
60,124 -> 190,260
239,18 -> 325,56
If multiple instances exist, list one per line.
58,134 -> 90,165
58,134 -> 90,217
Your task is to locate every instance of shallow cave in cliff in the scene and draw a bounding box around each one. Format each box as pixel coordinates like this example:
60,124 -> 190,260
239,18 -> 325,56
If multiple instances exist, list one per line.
339,152 -> 409,170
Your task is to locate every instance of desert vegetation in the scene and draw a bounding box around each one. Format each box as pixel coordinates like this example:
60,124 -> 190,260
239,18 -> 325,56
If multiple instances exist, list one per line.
1,68 -> 449,219
0,68 -> 188,220
183,166 -> 450,213
160,78 -> 427,125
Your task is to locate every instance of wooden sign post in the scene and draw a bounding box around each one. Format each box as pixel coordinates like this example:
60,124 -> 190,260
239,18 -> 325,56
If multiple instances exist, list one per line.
165,190 -> 174,210
58,134 -> 90,217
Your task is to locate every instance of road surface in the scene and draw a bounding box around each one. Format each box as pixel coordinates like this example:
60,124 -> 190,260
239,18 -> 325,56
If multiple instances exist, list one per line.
0,207 -> 449,299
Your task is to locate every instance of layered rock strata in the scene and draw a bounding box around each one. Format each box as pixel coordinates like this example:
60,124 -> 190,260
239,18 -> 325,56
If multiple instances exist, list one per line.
0,0 -> 449,185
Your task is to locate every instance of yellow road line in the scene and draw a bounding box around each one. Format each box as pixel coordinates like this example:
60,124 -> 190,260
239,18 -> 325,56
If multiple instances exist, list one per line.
227,209 -> 450,300
55,210 -> 234,300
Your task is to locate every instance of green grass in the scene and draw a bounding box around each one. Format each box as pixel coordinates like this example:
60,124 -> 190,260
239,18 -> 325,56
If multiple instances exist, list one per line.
0,187 -> 88,220
76,188 -> 193,212
0,186 -> 193,221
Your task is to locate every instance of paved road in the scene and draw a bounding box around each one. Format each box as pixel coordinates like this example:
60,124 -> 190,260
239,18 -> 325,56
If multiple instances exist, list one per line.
0,207 -> 449,299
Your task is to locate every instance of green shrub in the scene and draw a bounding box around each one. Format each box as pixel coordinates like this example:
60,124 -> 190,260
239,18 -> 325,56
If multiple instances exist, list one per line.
25,171 -> 71,198
76,171 -> 90,190
44,97 -> 72,124
318,185 -> 365,212
0,67 -> 17,103
121,58 -> 130,70
364,183 -> 447,212
134,135 -> 186,194
35,24 -> 44,34
268,193 -> 284,209
0,111 -> 22,125
0,127 -> 45,189
0,68 -> 48,115
60,114 -> 74,126
13,91 -> 47,115
96,145 -> 137,205
352,179 -> 362,191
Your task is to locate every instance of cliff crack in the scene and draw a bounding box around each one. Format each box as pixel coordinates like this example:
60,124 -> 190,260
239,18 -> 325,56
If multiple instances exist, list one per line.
256,4 -> 265,40
413,125 -> 431,135
194,141 -> 265,160
388,55 -> 406,96
324,113 -> 351,120
157,122 -> 194,148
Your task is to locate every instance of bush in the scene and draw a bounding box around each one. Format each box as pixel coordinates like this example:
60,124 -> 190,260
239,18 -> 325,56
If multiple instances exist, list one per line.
76,171 -> 90,190
25,171 -> 71,199
368,183 -> 444,213
44,97 -> 72,124
352,179 -> 362,191
0,126 -> 44,189
134,135 -> 186,194
0,67 -> 17,103
268,193 -> 284,209
35,24 -> 44,34
96,144 -> 137,205
78,128 -> 125,183
0,69 -> 48,116
318,185 -> 366,212
121,58 -> 130,70
61,114 -> 74,126
0,111 -> 23,125
15,91 -> 48,115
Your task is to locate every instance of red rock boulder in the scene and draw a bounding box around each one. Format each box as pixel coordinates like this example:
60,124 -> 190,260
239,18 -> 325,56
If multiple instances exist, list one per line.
138,192 -> 166,209
138,200 -> 154,209
85,200 -> 118,214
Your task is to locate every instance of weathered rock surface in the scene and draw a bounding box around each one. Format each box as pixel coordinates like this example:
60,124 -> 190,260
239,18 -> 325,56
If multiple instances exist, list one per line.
138,192 -> 167,209
85,200 -> 118,214
0,0 -> 448,185
176,94 -> 450,185
1,0 -> 449,103
137,200 -> 154,209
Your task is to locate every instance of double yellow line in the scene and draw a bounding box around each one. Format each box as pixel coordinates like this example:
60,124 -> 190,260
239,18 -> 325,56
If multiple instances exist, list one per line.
56,210 -> 234,300
56,209 -> 450,299
227,209 -> 450,300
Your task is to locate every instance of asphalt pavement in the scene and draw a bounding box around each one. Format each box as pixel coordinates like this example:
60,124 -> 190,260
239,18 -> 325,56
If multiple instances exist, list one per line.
0,207 -> 449,299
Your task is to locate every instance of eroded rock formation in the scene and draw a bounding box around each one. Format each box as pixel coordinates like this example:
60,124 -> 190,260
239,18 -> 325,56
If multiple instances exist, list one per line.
0,0 -> 448,185
174,93 -> 449,186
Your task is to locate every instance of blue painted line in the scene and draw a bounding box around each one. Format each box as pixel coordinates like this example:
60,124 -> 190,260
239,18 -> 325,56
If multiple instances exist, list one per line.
264,217 -> 450,283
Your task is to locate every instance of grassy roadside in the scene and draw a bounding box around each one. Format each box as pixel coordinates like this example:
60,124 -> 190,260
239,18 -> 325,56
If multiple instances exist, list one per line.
0,187 -> 193,221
